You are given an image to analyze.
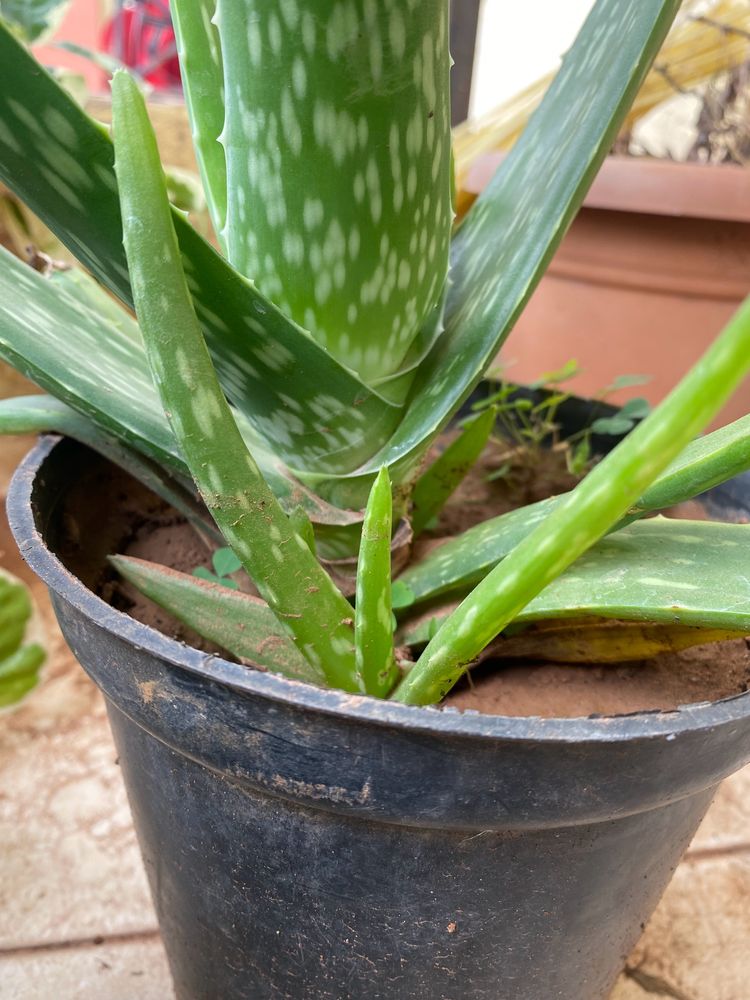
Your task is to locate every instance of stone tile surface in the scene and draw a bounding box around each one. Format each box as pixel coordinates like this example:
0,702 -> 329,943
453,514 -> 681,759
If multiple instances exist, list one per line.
688,765 -> 750,855
625,855 -> 750,1000
0,512 -> 156,950
610,976 -> 671,1000
0,936 -> 174,1000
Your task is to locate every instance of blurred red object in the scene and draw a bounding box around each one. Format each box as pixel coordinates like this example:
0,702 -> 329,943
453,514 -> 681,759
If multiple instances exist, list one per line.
102,0 -> 181,88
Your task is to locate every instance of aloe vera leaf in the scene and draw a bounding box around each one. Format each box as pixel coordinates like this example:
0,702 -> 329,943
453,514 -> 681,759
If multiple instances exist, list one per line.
0,249 -> 364,533
402,615 -> 746,664
0,0 -> 69,43
0,246 -> 187,469
315,0 -> 682,503
0,395 -> 223,541
109,556 -> 323,684
635,413 -> 750,512
410,408 -> 495,537
0,24 -> 399,475
488,621 -> 746,664
112,71 -> 359,692
398,519 -> 750,648
214,1 -> 452,385
397,498 -> 555,609
399,412 -> 750,609
394,294 -> 750,705
354,469 -> 398,698
170,0 -> 227,244
289,506 -> 316,557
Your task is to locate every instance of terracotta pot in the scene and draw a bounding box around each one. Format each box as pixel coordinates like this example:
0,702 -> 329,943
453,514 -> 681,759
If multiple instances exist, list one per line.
465,154 -> 750,428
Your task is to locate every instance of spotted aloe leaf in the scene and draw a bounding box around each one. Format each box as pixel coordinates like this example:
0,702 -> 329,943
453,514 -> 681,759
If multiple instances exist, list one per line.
395,294 -> 750,705
112,70 -> 360,691
312,0 -> 683,509
170,0 -> 227,245
401,613 -> 747,666
0,0 -> 70,43
0,250 -> 364,539
398,411 -> 750,609
0,22 -> 399,475
0,394 -> 221,541
109,556 -> 323,685
398,520 -> 750,646
635,413 -> 750,513
214,0 -> 452,386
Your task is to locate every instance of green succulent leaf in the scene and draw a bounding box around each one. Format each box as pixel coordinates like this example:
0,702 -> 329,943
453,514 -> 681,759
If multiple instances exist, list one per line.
0,0 -> 70,43
0,252 -> 180,468
354,468 -> 398,698
410,407 -> 495,537
0,394 -> 222,541
636,413 -> 750,513
112,70 -> 359,691
320,0 -> 682,504
289,505 -> 316,557
394,291 -> 750,705
110,556 -> 323,685
402,614 -> 745,665
485,620 -> 746,665
0,22 -> 400,475
399,519 -> 750,645
215,0 -> 452,386
171,0 -> 227,244
0,250 -> 364,535
399,410 -> 750,610
391,579 -> 416,612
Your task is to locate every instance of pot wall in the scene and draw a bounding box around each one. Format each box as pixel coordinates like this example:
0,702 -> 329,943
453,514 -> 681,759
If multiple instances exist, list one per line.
467,155 -> 750,428
11,438 -> 750,1000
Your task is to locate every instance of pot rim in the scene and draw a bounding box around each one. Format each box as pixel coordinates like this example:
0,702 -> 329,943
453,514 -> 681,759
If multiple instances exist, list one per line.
466,153 -> 750,224
9,435 -> 750,745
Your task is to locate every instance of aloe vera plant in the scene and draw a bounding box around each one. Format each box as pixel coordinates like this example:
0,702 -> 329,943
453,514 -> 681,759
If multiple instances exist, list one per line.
3,0 -> 750,706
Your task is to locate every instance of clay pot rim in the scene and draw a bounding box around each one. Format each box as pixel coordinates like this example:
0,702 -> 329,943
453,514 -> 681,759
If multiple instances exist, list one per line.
466,152 -> 750,224
9,434 -> 750,745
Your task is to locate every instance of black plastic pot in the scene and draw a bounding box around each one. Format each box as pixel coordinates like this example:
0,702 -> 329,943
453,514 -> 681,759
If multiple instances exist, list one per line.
9,436 -> 750,1000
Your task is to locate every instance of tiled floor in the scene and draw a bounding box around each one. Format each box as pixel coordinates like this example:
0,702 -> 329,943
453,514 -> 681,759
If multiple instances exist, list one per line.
2,505 -> 749,1000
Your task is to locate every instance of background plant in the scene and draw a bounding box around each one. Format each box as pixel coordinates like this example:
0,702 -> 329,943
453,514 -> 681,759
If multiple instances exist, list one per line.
3,0 -> 750,706
0,571 -> 44,708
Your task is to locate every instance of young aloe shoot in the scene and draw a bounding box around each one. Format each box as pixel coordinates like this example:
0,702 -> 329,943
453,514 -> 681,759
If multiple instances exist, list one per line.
355,468 -> 399,698
394,296 -> 750,705
111,70 -> 361,694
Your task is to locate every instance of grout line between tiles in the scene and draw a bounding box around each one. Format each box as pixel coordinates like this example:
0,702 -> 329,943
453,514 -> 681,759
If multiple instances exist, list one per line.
0,928 -> 162,959
683,841 -> 750,863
